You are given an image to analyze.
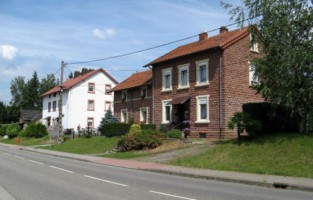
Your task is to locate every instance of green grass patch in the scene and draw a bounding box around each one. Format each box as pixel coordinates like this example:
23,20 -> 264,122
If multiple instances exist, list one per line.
169,133 -> 313,178
41,136 -> 118,154
102,151 -> 149,159
0,136 -> 49,146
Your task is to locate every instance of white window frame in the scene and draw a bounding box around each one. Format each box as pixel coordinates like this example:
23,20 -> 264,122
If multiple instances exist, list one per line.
162,68 -> 172,92
121,109 -> 128,123
141,86 -> 148,98
178,63 -> 190,89
140,107 -> 149,124
250,33 -> 259,52
121,90 -> 127,101
248,61 -> 259,86
196,59 -> 209,86
162,99 -> 172,123
196,95 -> 210,123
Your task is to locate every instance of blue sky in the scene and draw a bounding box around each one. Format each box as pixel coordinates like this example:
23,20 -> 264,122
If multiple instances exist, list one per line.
0,0 -> 241,104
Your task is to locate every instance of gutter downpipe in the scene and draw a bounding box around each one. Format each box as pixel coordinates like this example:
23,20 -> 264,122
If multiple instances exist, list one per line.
218,47 -> 223,140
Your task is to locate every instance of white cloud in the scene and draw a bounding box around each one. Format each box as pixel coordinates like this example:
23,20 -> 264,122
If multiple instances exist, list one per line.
92,28 -> 117,39
0,45 -> 18,60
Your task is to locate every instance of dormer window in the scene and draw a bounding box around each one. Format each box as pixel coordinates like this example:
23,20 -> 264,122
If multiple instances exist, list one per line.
88,83 -> 95,93
121,90 -> 127,101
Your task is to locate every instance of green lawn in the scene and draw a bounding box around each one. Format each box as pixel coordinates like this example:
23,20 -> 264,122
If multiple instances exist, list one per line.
102,151 -> 149,159
169,133 -> 313,178
0,136 -> 49,146
41,136 -> 118,154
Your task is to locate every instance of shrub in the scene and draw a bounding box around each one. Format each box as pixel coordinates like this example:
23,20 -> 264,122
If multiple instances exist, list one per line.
140,124 -> 156,131
98,109 -> 118,134
0,125 -> 8,136
167,129 -> 182,139
101,123 -> 131,137
6,123 -> 20,138
159,123 -> 170,133
80,126 -> 95,138
23,123 -> 48,138
129,124 -> 141,134
117,132 -> 162,151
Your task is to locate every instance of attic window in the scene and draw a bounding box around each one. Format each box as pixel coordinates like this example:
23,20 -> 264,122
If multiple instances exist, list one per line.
88,83 -> 95,93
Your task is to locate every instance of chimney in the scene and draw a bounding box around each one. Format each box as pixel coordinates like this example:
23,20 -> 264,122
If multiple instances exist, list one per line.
199,32 -> 208,41
220,26 -> 228,34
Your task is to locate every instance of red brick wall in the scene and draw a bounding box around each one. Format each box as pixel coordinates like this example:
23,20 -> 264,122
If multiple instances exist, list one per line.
152,34 -> 263,138
113,85 -> 152,124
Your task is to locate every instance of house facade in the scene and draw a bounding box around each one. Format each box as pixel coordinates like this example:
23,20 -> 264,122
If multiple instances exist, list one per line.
41,68 -> 118,132
144,26 -> 263,138
111,70 -> 152,124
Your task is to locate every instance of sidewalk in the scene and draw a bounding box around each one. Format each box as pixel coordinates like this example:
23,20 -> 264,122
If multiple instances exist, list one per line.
2,143 -> 313,192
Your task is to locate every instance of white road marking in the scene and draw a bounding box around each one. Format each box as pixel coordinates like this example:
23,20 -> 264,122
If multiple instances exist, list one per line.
28,160 -> 44,165
84,175 -> 128,187
14,155 -> 25,159
3,152 -> 11,156
149,190 -> 197,200
49,166 -> 74,174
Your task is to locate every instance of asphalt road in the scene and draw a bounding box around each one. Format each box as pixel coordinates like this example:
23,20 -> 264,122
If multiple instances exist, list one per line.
0,145 -> 312,200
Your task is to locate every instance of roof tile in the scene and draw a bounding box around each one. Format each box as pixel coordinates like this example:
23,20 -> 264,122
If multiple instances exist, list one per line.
111,70 -> 152,91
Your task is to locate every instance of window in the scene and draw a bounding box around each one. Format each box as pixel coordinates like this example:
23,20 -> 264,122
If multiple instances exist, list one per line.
249,62 -> 259,86
140,107 -> 148,124
88,83 -> 95,93
53,93 -> 56,97
105,101 -> 112,111
49,94 -> 51,99
196,95 -> 210,123
121,109 -> 128,123
141,87 -> 148,98
121,90 -> 127,101
87,117 -> 94,128
87,100 -> 95,111
48,102 -> 51,112
162,68 -> 172,91
178,64 -> 189,89
196,59 -> 209,86
52,101 -> 57,112
105,84 -> 111,95
162,100 -> 172,123
250,33 -> 259,52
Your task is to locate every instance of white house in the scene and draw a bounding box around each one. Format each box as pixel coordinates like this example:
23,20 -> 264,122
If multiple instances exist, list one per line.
41,68 -> 118,132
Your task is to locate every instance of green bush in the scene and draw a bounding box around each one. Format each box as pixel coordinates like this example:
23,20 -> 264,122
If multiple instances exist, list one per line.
167,129 -> 182,139
0,125 -> 8,136
117,132 -> 162,151
23,123 -> 48,138
6,123 -> 20,138
101,123 -> 131,137
98,109 -> 118,134
159,123 -> 170,133
80,127 -> 95,138
140,124 -> 156,131
129,124 -> 141,134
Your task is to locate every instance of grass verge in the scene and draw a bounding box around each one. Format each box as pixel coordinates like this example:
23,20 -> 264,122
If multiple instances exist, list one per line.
169,133 -> 313,178
0,136 -> 49,146
41,136 -> 118,154
102,151 -> 149,159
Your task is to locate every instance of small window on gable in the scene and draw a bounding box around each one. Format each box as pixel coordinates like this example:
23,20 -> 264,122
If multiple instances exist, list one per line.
121,90 -> 127,101
88,83 -> 95,93
196,95 -> 210,123
250,33 -> 259,52
162,68 -> 172,91
178,64 -> 189,89
105,84 -> 111,95
121,109 -> 128,123
249,62 -> 259,86
196,59 -> 209,86
141,87 -> 148,98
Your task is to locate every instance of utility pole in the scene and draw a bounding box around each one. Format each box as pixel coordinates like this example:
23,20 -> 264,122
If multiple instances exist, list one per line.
58,61 -> 65,144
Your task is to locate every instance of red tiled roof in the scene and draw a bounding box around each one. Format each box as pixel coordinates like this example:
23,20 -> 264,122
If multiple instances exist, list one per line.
41,68 -> 118,96
144,27 -> 249,66
111,70 -> 152,91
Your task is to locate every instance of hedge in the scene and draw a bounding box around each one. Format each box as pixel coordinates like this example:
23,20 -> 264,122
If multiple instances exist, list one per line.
0,124 -> 9,136
140,124 -> 156,131
101,123 -> 131,137
242,102 -> 298,133
23,123 -> 48,138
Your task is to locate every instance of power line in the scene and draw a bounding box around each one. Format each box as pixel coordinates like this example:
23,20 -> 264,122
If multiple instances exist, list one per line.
66,19 -> 253,65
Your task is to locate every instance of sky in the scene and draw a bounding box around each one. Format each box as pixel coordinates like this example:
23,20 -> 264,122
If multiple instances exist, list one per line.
0,0 -> 242,104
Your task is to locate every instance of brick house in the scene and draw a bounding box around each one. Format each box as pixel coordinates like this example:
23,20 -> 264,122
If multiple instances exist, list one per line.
111,70 -> 152,124
144,26 -> 263,138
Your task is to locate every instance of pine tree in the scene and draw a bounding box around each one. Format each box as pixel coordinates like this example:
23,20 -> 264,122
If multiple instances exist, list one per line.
98,109 -> 118,134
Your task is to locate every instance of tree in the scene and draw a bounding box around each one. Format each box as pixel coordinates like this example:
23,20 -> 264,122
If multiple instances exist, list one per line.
222,0 -> 313,133
10,76 -> 26,108
0,101 -> 8,124
39,73 -> 58,95
24,71 -> 41,109
98,109 -> 118,134
68,72 -> 73,79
